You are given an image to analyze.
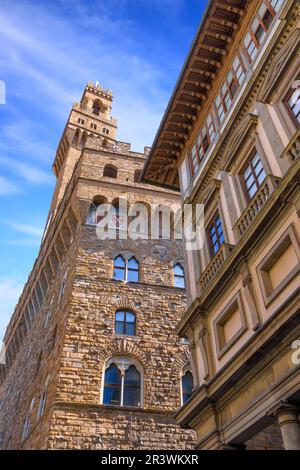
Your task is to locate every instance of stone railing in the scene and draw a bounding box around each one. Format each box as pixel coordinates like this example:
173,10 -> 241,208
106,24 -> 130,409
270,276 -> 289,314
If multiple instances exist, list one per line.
282,128 -> 300,163
233,175 -> 281,240
199,243 -> 234,291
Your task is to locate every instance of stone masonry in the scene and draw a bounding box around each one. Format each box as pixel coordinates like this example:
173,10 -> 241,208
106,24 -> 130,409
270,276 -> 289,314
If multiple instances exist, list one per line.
0,83 -> 196,450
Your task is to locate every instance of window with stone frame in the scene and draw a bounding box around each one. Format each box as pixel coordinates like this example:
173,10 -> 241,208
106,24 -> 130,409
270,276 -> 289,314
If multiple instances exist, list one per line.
207,212 -> 225,257
113,255 -> 139,283
173,263 -> 185,289
115,310 -> 136,336
190,113 -> 216,176
243,1 -> 276,63
240,150 -> 267,200
181,370 -> 194,405
285,80 -> 300,127
103,359 -> 142,408
103,164 -> 118,178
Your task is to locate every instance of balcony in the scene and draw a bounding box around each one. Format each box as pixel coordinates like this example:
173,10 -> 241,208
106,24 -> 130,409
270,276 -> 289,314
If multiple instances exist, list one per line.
283,129 -> 300,164
233,175 -> 281,240
199,243 -> 234,292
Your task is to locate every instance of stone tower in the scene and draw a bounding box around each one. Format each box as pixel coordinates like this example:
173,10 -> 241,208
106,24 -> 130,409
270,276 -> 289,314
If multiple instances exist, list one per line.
0,83 -> 196,450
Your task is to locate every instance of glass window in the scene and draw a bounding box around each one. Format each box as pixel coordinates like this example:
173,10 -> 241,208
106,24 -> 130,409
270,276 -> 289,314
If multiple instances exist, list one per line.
123,366 -> 141,407
103,362 -> 141,408
173,263 -> 185,289
113,255 -> 126,281
208,214 -> 225,256
113,255 -> 139,283
288,88 -> 300,125
242,152 -> 266,199
127,257 -> 139,282
103,165 -> 118,178
115,310 -> 136,336
103,364 -> 121,406
182,371 -> 194,404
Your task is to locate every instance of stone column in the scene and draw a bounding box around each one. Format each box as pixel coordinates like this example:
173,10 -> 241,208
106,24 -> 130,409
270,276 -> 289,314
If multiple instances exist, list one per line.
274,405 -> 300,450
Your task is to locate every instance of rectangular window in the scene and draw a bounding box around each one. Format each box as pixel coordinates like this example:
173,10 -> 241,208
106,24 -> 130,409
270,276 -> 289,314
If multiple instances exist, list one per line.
242,151 -> 266,200
270,0 -> 284,12
233,56 -> 246,86
215,94 -> 226,123
208,213 -> 225,256
189,114 -> 216,177
244,2 -> 275,63
288,87 -> 300,125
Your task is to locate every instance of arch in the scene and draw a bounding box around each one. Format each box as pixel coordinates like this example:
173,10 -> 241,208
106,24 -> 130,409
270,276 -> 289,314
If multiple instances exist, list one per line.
92,99 -> 107,116
173,262 -> 185,289
103,164 -> 118,178
113,254 -> 139,283
86,196 -> 107,225
115,309 -> 136,336
102,355 -> 143,407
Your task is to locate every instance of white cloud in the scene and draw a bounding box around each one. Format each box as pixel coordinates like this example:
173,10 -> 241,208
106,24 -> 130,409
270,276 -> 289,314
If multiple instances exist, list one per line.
1,220 -> 43,237
0,0 -> 178,151
0,175 -> 19,196
0,155 -> 53,186
0,278 -> 24,341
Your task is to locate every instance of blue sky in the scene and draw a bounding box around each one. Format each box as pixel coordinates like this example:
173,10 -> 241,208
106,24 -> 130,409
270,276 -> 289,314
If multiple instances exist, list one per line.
0,0 -> 207,339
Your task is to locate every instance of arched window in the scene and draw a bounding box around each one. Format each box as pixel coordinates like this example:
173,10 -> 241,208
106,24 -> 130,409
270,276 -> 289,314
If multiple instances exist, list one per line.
22,398 -> 35,442
181,371 -> 194,405
134,170 -> 142,182
173,263 -> 185,288
123,365 -> 141,407
92,99 -> 106,116
113,255 -> 139,283
103,364 -> 121,406
103,164 -> 118,178
115,310 -> 136,336
103,360 -> 142,408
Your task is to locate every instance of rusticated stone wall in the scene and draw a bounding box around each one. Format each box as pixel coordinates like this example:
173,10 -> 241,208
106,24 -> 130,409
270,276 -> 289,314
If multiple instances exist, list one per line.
0,132 -> 196,450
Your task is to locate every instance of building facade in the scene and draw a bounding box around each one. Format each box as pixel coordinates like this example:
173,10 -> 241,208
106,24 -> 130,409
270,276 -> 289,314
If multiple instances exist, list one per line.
0,83 -> 196,450
143,0 -> 300,450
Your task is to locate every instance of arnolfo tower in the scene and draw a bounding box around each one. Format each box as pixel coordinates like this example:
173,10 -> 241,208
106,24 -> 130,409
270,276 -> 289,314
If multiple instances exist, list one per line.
0,82 -> 196,450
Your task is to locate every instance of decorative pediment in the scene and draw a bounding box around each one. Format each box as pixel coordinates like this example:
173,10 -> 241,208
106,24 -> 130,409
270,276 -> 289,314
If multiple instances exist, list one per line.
258,26 -> 300,103
220,113 -> 258,171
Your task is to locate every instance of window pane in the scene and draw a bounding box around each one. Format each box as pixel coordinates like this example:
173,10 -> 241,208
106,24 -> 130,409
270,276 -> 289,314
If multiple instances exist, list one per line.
182,371 -> 193,404
114,256 -> 125,268
103,364 -> 121,406
116,311 -> 125,322
248,183 -> 258,198
128,257 -> 139,270
105,364 -> 121,384
173,264 -> 184,276
127,269 -> 139,282
103,387 -> 121,405
115,321 -> 124,335
174,276 -> 185,289
123,366 -> 141,407
113,267 -> 125,281
125,322 -> 136,336
126,312 -> 136,323
257,169 -> 266,185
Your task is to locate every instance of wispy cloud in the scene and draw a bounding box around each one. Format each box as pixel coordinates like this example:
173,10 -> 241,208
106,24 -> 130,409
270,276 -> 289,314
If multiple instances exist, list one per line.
0,156 -> 53,185
0,176 -> 19,196
1,220 -> 43,237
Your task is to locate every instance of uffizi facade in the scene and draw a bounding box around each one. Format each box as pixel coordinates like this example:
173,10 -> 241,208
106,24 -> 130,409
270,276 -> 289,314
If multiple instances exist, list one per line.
0,0 -> 299,450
